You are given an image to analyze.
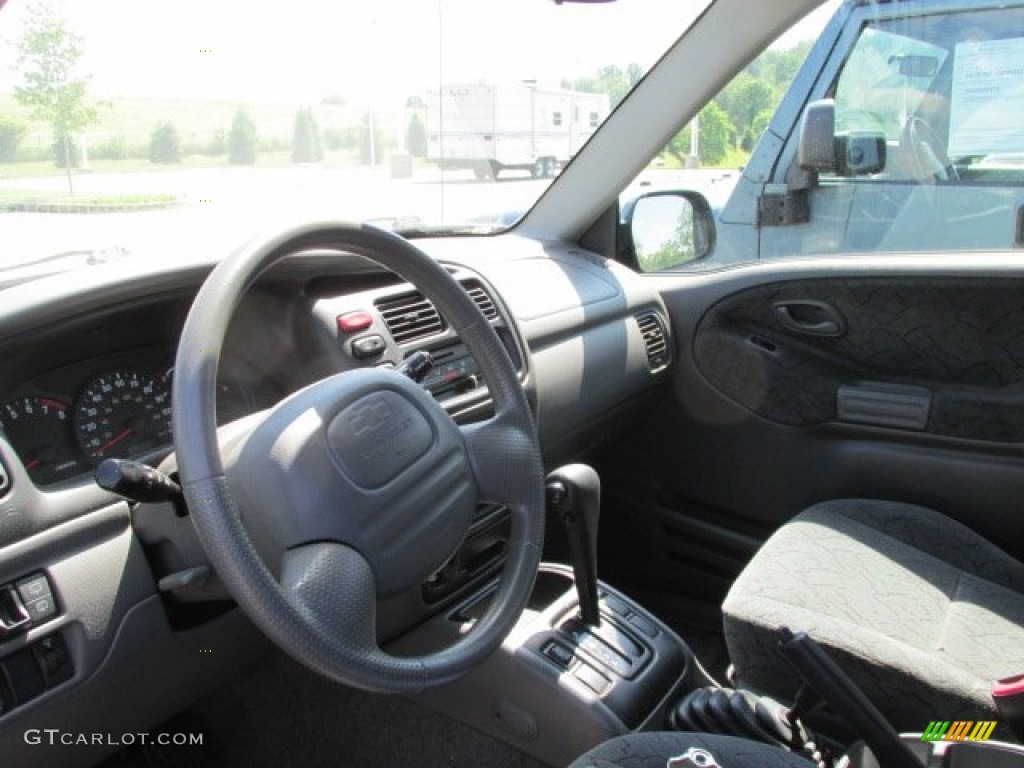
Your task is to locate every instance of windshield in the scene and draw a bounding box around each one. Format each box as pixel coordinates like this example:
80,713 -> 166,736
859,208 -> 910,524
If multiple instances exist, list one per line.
0,0 -> 712,275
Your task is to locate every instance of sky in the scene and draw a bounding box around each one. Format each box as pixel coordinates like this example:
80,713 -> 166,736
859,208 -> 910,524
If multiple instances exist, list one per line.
0,0 -> 840,107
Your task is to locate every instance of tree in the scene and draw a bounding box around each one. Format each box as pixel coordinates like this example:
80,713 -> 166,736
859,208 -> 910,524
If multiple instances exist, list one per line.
0,116 -> 27,163
406,113 -> 427,158
716,74 -> 776,151
149,122 -> 182,164
228,108 -> 258,165
665,102 -> 733,167
291,106 -> 323,163
565,63 -> 645,108
14,2 -> 98,192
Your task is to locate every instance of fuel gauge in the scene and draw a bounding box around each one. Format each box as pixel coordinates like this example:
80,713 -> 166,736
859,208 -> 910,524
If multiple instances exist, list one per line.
0,396 -> 83,484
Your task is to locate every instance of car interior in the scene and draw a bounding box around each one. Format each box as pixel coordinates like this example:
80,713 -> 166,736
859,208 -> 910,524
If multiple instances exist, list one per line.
1,0 -> 1024,766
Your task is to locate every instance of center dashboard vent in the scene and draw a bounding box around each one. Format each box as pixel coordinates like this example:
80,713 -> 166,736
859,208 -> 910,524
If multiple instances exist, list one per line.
375,291 -> 445,344
375,280 -> 500,344
636,313 -> 669,372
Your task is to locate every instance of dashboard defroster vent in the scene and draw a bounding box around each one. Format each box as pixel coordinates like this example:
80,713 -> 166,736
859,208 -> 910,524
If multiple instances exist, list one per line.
464,281 -> 499,320
375,291 -> 445,344
637,313 -> 669,372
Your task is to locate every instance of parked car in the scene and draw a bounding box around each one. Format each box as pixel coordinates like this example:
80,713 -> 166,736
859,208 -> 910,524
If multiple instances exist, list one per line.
1,1 -> 1023,767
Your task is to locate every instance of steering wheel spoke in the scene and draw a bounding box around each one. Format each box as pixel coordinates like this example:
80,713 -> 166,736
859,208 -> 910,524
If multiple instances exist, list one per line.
281,542 -> 379,652
461,414 -> 543,509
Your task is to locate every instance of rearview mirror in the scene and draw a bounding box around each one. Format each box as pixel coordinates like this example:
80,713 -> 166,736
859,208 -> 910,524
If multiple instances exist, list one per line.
627,191 -> 714,271
889,54 -> 939,78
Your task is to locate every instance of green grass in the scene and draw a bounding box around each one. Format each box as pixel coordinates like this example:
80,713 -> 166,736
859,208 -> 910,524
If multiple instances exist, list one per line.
0,189 -> 180,207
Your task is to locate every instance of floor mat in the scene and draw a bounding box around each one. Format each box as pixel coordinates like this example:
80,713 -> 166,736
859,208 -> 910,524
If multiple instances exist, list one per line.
176,652 -> 550,768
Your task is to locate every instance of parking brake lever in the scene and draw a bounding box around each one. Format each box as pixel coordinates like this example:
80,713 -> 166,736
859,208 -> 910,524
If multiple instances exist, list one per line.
546,464 -> 602,627
778,628 -> 923,768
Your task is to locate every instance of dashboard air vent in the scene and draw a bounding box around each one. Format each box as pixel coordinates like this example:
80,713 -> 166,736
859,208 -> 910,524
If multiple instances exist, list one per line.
375,291 -> 445,344
637,313 -> 669,372
464,281 -> 499,320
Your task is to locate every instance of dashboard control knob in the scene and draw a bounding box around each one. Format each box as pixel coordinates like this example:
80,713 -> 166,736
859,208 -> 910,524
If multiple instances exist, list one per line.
398,350 -> 434,383
351,334 -> 387,359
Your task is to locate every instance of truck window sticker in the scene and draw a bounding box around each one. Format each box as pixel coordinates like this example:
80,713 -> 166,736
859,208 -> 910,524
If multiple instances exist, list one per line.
949,37 -> 1024,158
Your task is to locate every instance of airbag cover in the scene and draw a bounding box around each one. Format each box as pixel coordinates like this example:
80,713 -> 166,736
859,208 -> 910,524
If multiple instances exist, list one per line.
328,391 -> 433,489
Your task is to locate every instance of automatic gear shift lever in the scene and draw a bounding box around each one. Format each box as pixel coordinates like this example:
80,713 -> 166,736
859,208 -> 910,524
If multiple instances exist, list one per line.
546,464 -> 602,627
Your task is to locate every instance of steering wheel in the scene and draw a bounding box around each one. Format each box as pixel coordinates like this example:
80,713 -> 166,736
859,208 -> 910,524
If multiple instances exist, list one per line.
901,115 -> 958,181
171,221 -> 544,693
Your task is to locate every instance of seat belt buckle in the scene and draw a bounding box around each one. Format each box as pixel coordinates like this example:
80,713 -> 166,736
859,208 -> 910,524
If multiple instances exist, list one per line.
992,674 -> 1024,741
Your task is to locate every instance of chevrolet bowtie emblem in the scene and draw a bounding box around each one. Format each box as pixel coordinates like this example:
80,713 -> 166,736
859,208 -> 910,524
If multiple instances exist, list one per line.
348,398 -> 393,436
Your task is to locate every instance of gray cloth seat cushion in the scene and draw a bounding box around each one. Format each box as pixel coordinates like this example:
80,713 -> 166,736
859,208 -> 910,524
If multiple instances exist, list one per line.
722,499 -> 1024,732
568,732 -> 813,768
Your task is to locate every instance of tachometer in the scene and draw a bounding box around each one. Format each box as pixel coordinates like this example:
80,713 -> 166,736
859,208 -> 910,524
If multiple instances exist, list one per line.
0,397 -> 83,484
74,370 -> 172,460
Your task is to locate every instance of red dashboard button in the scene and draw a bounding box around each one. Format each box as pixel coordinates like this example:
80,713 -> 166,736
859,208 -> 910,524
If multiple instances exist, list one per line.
337,311 -> 373,333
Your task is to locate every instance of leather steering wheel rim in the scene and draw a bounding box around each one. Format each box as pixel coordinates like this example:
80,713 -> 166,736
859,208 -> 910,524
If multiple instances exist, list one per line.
171,220 -> 545,693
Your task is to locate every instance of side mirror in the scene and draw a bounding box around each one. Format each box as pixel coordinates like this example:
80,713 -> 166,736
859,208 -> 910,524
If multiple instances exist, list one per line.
798,99 -> 887,177
798,99 -> 837,172
627,191 -> 715,271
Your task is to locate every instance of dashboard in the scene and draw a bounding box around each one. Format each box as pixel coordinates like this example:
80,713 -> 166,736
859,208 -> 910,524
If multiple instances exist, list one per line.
0,234 -> 672,768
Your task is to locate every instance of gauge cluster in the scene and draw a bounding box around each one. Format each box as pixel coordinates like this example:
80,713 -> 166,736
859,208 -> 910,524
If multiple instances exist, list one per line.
0,347 -> 252,487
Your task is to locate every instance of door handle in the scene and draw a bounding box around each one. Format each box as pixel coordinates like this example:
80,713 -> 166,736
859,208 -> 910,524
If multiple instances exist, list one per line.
773,300 -> 846,337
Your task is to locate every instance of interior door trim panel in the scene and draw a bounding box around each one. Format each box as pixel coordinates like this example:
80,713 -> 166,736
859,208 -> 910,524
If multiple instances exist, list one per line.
603,257 -> 1024,566
693,274 -> 1024,441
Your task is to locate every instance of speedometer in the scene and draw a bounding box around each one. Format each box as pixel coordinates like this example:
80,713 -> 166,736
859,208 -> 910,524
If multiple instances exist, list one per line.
74,370 -> 172,460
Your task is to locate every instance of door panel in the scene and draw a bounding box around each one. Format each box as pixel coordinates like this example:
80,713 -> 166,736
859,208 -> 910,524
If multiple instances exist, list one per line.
596,261 -> 1024,607
694,276 -> 1024,441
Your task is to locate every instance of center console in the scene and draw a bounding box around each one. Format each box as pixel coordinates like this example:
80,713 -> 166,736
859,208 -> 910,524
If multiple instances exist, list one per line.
388,564 -> 706,767
386,462 -> 708,767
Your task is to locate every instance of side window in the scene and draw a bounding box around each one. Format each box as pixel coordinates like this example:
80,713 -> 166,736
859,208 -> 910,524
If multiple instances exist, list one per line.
552,111 -> 563,127
621,4 -> 826,271
623,3 -> 1024,272
828,9 -> 1024,185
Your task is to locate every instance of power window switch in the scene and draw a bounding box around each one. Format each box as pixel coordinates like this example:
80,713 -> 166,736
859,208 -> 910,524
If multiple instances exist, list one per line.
23,594 -> 57,624
543,641 -> 574,668
16,574 -> 57,624
33,634 -> 73,688
15,574 -> 51,604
